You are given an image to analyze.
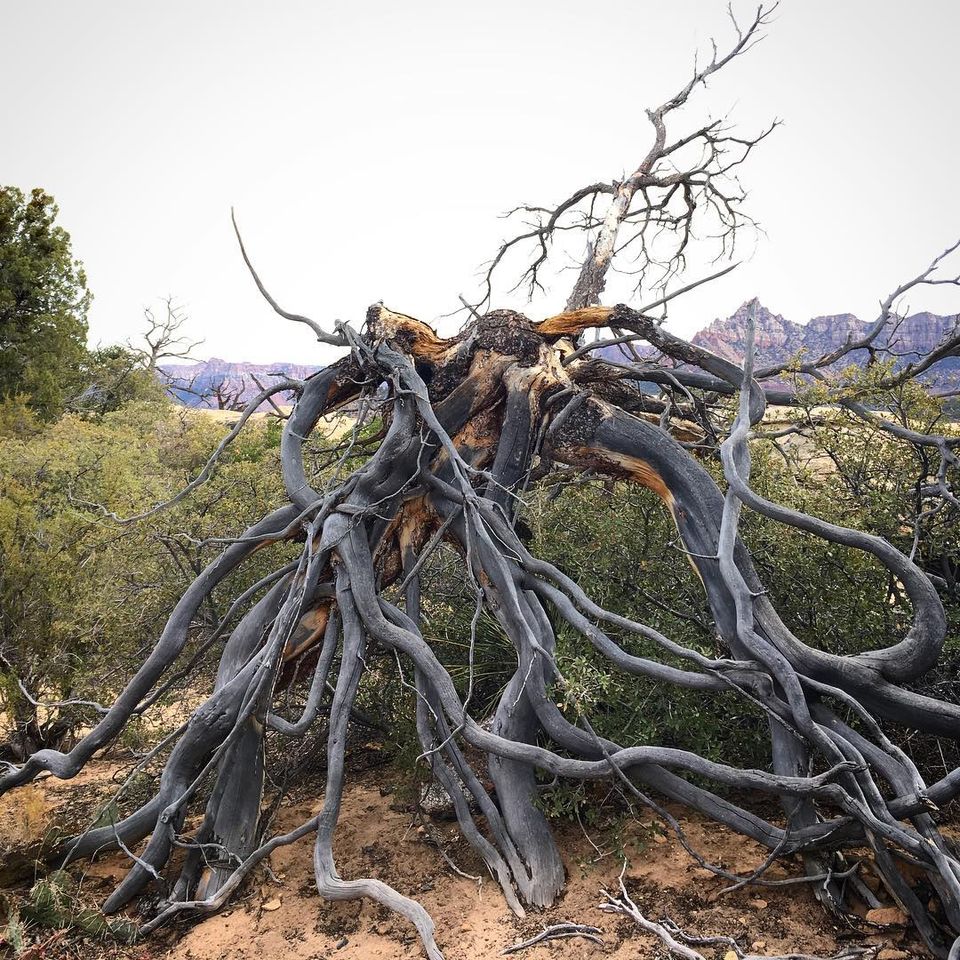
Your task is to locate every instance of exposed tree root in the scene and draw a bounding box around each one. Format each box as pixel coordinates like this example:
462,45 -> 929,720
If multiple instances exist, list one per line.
4,9 -> 960,954
502,922 -> 604,954
600,872 -> 879,960
3,292 -> 956,959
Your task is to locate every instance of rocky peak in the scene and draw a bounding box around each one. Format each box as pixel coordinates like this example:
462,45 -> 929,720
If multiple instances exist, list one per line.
691,302 -> 959,382
696,299 -> 802,361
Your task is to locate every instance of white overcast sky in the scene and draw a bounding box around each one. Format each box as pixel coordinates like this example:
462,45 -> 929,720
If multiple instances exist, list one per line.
3,1 -> 958,364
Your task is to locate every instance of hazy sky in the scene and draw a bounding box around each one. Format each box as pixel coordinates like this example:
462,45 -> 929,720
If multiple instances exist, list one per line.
3,1 -> 959,364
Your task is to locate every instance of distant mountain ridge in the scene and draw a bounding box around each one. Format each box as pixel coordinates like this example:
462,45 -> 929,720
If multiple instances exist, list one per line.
693,299 -> 960,378
159,358 -> 322,408
596,299 -> 959,386
162,302 -> 959,409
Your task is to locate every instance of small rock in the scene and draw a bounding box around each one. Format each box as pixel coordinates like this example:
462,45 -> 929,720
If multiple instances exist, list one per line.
750,898 -> 768,910
420,781 -> 471,820
261,898 -> 282,911
751,941 -> 767,951
865,907 -> 909,926
877,950 -> 910,960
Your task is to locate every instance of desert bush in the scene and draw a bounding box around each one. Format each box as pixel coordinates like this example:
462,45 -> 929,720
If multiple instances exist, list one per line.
0,398 -> 289,759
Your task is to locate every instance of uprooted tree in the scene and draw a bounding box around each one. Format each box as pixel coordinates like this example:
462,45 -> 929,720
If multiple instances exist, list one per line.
4,6 -> 960,958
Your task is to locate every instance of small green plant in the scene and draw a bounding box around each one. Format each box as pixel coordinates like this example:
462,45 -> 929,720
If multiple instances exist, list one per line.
3,870 -> 137,957
1,906 -> 28,957
535,780 -> 589,823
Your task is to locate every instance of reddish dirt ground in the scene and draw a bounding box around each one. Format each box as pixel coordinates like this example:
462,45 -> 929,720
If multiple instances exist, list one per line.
0,759 -> 931,959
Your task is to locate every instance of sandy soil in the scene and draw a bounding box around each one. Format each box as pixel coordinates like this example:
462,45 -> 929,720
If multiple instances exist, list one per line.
0,757 -> 928,960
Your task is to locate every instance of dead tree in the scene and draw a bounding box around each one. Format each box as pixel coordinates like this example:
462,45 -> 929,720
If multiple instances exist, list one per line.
4,6 -> 960,959
208,376 -> 247,411
129,298 -> 203,375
